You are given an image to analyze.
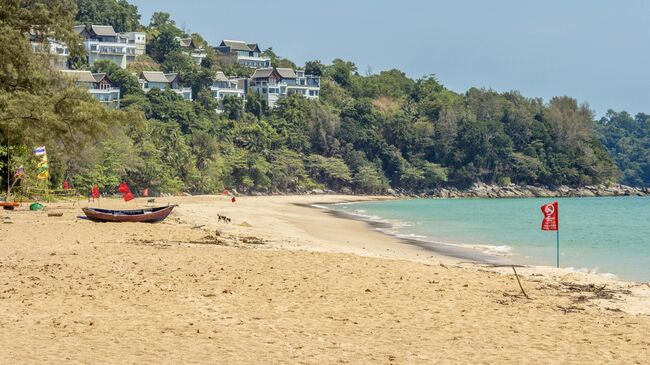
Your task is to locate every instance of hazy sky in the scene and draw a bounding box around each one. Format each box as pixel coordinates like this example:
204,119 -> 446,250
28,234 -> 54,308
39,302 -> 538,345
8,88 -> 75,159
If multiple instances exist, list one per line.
130,0 -> 649,117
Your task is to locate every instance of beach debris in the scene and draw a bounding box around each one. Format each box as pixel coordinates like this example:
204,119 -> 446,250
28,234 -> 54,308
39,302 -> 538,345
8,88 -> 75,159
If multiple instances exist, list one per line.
217,214 -> 231,223
191,224 -> 206,229
239,221 -> 252,227
147,198 -> 156,203
241,236 -> 265,245
30,202 -> 44,211
47,212 -> 63,217
604,307 -> 623,312
511,265 -> 530,299
557,305 -> 585,314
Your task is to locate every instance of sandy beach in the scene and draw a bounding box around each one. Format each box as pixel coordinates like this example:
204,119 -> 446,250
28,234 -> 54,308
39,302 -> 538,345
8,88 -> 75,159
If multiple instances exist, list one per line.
1,194 -> 650,364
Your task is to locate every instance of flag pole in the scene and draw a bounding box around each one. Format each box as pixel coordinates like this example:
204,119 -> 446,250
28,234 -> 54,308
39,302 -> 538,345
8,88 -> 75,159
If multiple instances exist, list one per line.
556,229 -> 560,268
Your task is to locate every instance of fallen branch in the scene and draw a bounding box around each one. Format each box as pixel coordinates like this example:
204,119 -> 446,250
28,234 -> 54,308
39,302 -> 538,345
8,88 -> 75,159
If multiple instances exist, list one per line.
512,265 -> 530,299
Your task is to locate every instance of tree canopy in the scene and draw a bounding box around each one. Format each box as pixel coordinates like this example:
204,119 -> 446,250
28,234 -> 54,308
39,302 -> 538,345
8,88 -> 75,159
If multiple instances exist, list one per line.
3,0 -> 645,198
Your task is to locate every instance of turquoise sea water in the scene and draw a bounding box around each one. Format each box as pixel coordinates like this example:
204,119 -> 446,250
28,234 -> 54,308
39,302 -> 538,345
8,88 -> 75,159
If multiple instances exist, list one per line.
331,197 -> 650,282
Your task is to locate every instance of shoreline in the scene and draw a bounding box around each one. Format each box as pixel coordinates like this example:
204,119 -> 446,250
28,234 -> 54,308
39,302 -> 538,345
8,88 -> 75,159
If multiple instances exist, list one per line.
309,202 -> 509,265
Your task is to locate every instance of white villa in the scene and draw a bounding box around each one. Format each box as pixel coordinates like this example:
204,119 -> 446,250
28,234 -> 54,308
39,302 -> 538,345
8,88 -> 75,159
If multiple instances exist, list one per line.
248,67 -> 320,108
74,25 -> 137,68
178,37 -> 207,65
125,31 -> 146,55
210,71 -> 246,113
30,37 -> 70,70
214,40 -> 270,68
61,70 -> 121,109
138,71 -> 193,101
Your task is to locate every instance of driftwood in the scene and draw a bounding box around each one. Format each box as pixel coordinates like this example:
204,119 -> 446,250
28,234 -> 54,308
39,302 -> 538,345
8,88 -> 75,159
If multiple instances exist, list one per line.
511,265 -> 529,299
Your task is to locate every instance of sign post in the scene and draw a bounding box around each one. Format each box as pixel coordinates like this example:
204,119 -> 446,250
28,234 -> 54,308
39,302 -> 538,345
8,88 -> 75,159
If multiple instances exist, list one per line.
540,201 -> 560,268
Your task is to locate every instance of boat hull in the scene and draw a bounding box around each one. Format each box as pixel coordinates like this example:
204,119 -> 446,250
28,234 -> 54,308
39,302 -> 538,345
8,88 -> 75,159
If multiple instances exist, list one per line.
81,205 -> 177,223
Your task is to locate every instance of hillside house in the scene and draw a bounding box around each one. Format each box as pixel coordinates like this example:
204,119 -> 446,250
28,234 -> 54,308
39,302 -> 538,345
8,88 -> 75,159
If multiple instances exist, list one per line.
73,25 -> 137,68
211,71 -> 246,113
214,40 -> 270,68
138,71 -> 193,101
248,67 -> 320,108
30,36 -> 70,70
61,70 -> 120,108
125,32 -> 146,55
178,37 -> 207,65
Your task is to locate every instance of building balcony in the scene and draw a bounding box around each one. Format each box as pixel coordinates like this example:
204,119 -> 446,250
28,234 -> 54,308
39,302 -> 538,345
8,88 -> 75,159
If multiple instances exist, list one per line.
85,40 -> 135,55
88,87 -> 120,97
238,55 -> 270,62
212,88 -> 246,99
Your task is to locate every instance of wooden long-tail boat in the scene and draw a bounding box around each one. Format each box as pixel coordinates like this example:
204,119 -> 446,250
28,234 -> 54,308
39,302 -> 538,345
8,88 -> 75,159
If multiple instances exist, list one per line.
81,205 -> 177,223
0,202 -> 19,210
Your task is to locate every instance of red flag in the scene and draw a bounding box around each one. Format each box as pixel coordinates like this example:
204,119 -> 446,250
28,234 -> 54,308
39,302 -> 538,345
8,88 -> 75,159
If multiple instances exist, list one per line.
540,201 -> 559,231
231,196 -> 236,203
222,190 -> 230,195
143,188 -> 149,197
118,181 -> 134,202
91,185 -> 99,199
123,192 -> 134,202
63,180 -> 69,190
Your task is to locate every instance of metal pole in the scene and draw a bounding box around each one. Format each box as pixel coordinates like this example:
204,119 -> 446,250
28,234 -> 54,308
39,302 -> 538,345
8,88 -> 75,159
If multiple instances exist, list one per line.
5,126 -> 9,200
556,229 -> 560,268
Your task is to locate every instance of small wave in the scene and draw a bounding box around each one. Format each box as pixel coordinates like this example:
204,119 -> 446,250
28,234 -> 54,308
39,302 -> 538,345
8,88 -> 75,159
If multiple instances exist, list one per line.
565,267 -> 619,280
318,202 -> 514,259
424,241 -> 513,257
311,203 -> 334,210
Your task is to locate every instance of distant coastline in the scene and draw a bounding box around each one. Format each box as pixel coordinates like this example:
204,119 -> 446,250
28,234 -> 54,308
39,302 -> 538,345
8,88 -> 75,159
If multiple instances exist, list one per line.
400,183 -> 650,199
284,183 -> 649,199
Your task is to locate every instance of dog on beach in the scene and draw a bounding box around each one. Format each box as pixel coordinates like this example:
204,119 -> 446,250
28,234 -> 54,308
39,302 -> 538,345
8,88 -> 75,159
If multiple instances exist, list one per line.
217,214 -> 231,224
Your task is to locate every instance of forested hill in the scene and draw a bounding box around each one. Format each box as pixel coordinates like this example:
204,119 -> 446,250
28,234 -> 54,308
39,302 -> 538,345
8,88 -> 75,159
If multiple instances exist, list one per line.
596,111 -> 650,187
1,0 -> 646,197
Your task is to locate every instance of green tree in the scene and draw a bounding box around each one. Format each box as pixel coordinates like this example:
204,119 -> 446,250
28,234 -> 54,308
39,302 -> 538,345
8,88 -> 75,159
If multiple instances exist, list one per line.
222,95 -> 244,120
325,59 -> 357,88
304,60 -> 325,76
245,92 -> 267,119
147,24 -> 183,63
75,0 -> 141,32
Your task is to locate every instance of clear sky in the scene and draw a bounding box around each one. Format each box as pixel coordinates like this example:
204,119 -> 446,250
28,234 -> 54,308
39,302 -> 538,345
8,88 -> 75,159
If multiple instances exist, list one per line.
130,0 -> 649,117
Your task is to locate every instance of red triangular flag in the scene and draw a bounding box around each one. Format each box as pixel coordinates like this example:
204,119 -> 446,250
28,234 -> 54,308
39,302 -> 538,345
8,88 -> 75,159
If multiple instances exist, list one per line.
63,180 -> 69,190
123,192 -> 134,202
119,181 -> 129,194
143,188 -> 149,197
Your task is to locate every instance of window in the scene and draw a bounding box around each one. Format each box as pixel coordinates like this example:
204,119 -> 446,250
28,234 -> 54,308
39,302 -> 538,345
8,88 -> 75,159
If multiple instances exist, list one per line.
262,88 -> 267,94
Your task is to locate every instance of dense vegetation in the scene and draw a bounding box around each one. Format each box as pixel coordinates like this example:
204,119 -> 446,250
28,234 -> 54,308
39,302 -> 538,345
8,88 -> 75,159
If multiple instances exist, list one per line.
1,0 -> 646,198
597,111 -> 650,187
